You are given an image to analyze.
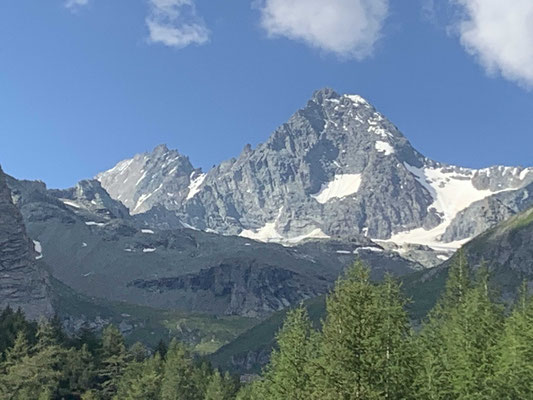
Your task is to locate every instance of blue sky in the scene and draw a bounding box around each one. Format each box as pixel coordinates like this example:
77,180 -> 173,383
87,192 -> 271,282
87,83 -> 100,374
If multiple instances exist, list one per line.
1,0 -> 532,188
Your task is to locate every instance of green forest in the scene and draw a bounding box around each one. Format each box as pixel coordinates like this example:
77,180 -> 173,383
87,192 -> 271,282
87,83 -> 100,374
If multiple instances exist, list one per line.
1,253 -> 532,400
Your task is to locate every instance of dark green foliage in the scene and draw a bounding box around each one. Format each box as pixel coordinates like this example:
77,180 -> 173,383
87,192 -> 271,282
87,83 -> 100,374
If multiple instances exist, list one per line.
114,353 -> 163,399
413,257 -> 505,399
0,307 -> 37,359
97,324 -> 129,399
161,339 -> 203,400
489,281 -> 533,399
204,370 -> 239,400
254,305 -> 318,399
0,255 -> 532,399
155,339 -> 168,359
310,262 -> 413,400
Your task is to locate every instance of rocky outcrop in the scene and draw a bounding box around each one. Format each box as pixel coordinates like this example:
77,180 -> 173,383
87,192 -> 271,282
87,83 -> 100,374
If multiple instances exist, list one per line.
0,166 -> 54,320
50,179 -> 130,220
129,261 -> 327,317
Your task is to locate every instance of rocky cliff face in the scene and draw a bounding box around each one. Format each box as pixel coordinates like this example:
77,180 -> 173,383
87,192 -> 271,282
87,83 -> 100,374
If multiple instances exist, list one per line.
96,89 -> 533,255
8,172 -> 420,318
128,261 -> 326,317
0,166 -> 54,320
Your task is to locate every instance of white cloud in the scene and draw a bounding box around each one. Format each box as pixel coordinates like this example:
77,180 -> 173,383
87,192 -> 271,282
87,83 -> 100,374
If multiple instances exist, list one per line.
65,0 -> 89,10
258,0 -> 389,59
452,0 -> 533,88
146,0 -> 209,48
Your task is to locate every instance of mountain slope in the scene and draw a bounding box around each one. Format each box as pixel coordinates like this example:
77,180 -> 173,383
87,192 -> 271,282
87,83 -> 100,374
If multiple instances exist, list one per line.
7,174 -> 420,319
0,166 -> 54,320
96,89 -> 533,257
209,202 -> 533,374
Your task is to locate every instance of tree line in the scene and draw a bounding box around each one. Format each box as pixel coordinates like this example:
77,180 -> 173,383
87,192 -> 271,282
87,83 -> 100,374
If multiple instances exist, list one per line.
1,252 -> 532,399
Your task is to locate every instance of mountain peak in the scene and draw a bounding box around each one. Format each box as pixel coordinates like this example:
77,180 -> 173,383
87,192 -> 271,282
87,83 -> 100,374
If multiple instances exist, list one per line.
311,87 -> 340,103
152,143 -> 171,154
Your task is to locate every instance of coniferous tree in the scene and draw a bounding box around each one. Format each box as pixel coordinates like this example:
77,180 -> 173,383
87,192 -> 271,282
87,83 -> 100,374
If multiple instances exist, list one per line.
0,330 -> 65,399
114,353 -> 163,400
311,261 -> 412,400
414,250 -> 473,399
129,341 -> 148,363
2,331 -> 30,370
490,281 -> 533,399
441,267 -> 503,399
155,339 -> 168,359
204,369 -> 239,400
161,339 -> 202,400
414,258 -> 503,399
0,307 -> 37,358
258,305 -> 318,400
62,344 -> 97,398
97,325 -> 129,399
374,274 -> 415,399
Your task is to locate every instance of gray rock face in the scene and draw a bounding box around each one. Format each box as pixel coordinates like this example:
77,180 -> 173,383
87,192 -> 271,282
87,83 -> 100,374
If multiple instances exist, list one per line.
0,166 -> 54,320
50,179 -> 131,220
442,181 -> 533,242
96,144 -> 200,215
96,89 -> 533,251
128,261 -> 325,318
9,172 -> 420,317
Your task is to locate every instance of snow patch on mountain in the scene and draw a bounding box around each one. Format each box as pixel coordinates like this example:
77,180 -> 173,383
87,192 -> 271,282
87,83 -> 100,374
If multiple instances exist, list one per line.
312,174 -> 362,204
33,240 -> 43,260
384,163 -> 519,251
375,141 -> 394,155
61,199 -> 82,209
186,173 -> 206,200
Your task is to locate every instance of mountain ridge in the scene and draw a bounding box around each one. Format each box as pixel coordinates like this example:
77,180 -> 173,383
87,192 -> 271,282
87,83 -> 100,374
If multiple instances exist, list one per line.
95,88 -> 533,257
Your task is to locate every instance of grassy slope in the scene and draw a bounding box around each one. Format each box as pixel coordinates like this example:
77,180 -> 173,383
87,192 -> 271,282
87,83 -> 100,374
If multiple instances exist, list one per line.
209,295 -> 326,373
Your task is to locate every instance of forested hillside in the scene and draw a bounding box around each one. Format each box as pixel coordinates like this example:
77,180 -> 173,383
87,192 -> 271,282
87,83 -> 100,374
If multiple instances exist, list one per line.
1,255 -> 531,399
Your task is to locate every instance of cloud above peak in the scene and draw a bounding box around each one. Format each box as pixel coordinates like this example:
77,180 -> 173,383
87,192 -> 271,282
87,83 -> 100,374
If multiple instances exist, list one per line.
146,0 -> 209,49
452,0 -> 533,88
65,0 -> 89,11
258,0 -> 389,60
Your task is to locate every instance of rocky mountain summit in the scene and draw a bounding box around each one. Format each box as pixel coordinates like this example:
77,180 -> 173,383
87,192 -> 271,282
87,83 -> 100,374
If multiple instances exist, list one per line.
96,89 -> 533,256
0,166 -> 53,320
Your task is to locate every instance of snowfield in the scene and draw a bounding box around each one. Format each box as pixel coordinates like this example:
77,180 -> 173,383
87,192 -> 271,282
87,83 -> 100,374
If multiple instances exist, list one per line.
312,174 -> 362,204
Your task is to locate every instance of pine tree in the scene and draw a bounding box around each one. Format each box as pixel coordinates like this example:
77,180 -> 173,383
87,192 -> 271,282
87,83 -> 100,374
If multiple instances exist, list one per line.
114,353 -> 163,400
97,325 -> 129,399
311,261 -> 412,400
204,370 -> 239,400
160,339 -> 202,400
155,339 -> 168,359
259,305 -> 318,400
443,268 -> 503,399
0,338 -> 65,399
373,274 -> 415,399
414,260 -> 503,399
62,344 -> 97,397
2,331 -> 30,370
490,281 -> 533,399
414,250 -> 473,399
129,341 -> 148,363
